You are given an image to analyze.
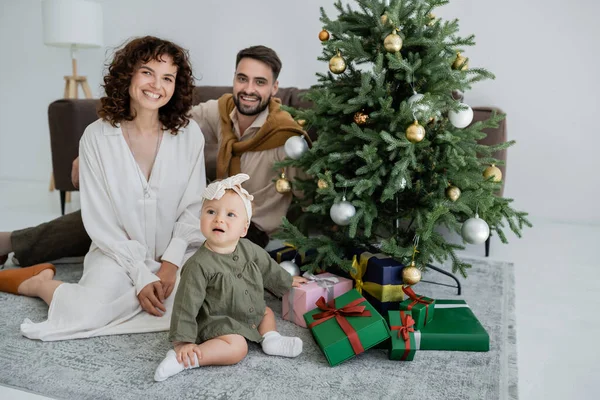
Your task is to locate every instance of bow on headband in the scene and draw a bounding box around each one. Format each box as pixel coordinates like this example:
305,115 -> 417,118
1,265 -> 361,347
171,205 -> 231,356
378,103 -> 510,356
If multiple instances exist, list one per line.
202,173 -> 254,221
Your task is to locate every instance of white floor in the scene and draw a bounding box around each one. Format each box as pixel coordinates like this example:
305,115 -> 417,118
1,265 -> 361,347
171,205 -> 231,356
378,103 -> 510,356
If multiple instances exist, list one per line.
1,180 -> 598,400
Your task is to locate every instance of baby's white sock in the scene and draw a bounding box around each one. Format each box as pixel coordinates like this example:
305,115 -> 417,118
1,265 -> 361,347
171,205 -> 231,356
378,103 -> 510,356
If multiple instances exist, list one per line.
261,331 -> 303,358
154,349 -> 200,382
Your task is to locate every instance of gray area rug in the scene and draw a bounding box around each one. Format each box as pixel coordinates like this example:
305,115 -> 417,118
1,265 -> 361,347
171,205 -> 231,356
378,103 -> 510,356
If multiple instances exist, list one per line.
0,257 -> 517,400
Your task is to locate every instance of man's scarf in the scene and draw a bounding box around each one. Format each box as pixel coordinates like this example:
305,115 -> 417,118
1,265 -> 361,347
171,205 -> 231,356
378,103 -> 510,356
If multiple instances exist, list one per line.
216,93 -> 307,178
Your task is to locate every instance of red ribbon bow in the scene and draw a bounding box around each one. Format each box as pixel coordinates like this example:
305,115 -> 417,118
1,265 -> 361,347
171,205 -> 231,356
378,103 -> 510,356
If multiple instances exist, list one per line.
308,296 -> 372,355
390,311 -> 415,341
402,286 -> 433,325
390,310 -> 416,360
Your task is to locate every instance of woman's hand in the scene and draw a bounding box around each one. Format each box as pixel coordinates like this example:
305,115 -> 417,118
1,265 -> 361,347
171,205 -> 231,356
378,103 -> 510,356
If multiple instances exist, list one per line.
292,276 -> 307,287
174,342 -> 202,368
156,261 -> 178,299
137,281 -> 166,316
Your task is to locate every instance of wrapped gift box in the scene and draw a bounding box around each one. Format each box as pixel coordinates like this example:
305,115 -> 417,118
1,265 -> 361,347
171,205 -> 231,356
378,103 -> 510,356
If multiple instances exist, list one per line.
282,272 -> 353,328
388,310 -> 418,361
268,246 -> 317,267
304,289 -> 390,366
268,245 -> 297,263
348,250 -> 406,314
419,299 -> 489,351
294,248 -> 317,266
399,286 -> 435,330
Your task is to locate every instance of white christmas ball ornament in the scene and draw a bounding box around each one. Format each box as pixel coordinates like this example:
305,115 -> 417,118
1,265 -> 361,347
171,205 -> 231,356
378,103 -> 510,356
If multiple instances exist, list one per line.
407,93 -> 429,115
449,103 -> 474,128
279,260 -> 301,276
399,177 -> 407,190
461,213 -> 490,244
330,197 -> 356,226
284,136 -> 309,160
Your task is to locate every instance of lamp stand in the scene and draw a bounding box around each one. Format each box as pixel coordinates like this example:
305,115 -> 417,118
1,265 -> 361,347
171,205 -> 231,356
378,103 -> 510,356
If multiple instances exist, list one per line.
64,46 -> 92,99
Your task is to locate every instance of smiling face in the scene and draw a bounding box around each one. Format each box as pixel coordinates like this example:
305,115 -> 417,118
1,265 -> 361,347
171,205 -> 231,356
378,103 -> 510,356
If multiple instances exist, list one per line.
232,57 -> 279,116
128,54 -> 177,115
200,190 -> 249,253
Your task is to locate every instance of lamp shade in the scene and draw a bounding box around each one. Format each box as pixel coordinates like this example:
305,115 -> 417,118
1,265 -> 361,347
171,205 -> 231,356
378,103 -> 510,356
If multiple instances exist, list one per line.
42,0 -> 103,48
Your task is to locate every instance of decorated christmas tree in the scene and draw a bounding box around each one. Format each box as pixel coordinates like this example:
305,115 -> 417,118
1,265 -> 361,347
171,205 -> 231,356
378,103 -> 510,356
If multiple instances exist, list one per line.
275,0 -> 530,279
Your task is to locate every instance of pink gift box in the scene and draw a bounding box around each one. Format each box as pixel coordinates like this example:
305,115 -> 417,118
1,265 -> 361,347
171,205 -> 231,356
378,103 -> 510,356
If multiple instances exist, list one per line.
281,272 -> 353,328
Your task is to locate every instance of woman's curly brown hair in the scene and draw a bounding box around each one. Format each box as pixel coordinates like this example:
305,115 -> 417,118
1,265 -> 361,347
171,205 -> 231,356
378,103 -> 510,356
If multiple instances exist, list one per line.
98,36 -> 194,134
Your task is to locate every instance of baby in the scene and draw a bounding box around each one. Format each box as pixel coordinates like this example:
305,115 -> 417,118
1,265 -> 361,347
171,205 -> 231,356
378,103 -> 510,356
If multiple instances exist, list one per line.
154,173 -> 306,381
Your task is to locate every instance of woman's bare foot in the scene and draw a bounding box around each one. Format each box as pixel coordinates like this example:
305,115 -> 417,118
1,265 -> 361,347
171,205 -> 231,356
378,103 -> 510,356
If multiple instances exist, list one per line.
18,268 -> 56,296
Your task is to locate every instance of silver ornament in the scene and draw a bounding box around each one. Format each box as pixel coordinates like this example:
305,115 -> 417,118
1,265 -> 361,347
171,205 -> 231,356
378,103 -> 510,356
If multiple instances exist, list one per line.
284,136 -> 309,160
461,213 -> 490,244
279,260 -> 301,276
449,103 -> 474,129
399,177 -> 407,189
407,92 -> 430,116
330,196 -> 356,226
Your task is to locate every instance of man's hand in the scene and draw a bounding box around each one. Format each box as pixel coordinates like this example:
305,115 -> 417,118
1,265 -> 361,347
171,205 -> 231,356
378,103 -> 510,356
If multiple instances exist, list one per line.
156,261 -> 178,299
292,276 -> 307,287
137,281 -> 166,316
71,157 -> 80,189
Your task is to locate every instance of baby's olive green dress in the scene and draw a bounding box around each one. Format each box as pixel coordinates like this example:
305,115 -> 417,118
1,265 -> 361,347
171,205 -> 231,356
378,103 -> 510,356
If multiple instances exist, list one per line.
169,238 -> 293,343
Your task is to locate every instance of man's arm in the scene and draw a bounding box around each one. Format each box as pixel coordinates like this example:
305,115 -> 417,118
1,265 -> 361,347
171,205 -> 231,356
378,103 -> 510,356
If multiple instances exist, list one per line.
71,157 -> 80,189
190,100 -> 220,182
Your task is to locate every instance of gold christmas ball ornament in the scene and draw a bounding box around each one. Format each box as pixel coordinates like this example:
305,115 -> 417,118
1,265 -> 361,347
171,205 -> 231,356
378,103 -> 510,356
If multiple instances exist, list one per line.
452,52 -> 469,71
402,262 -> 422,285
483,165 -> 503,182
275,172 -> 291,193
446,185 -> 461,202
318,29 -> 330,42
384,30 -> 403,53
426,13 -> 437,26
317,179 -> 328,189
329,51 -> 347,74
405,120 -> 426,143
296,119 -> 306,127
353,111 -> 369,125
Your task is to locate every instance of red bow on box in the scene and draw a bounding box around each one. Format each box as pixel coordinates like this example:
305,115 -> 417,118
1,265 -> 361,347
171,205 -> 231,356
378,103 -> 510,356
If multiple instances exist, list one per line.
390,310 -> 416,360
391,311 -> 415,341
309,296 -> 372,355
402,286 -> 433,324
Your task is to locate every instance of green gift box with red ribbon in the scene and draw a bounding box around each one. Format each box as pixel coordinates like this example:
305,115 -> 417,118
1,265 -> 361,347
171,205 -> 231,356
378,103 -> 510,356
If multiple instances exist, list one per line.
399,286 -> 435,330
388,310 -> 417,361
303,289 -> 390,367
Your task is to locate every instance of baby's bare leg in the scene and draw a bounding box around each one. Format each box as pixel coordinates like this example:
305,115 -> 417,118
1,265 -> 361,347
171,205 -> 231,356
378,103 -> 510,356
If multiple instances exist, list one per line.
154,335 -> 247,382
192,335 -> 248,366
259,307 -> 303,358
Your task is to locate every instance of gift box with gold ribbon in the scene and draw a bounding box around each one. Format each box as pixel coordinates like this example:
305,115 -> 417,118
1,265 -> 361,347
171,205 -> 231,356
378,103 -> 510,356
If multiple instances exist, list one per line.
349,251 -> 406,315
303,289 -> 390,367
294,248 -> 317,266
388,310 -> 418,361
268,245 -> 297,263
399,286 -> 435,330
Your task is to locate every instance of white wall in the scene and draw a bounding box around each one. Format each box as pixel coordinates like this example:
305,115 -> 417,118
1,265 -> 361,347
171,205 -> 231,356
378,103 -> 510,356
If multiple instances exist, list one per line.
1,0 -> 598,224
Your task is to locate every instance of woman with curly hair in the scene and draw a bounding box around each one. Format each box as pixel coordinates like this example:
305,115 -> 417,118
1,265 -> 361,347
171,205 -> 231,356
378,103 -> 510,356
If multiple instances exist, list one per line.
0,36 -> 206,340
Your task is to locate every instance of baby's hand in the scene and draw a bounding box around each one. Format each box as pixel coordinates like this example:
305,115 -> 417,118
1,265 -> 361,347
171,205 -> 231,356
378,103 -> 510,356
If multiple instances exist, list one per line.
292,276 -> 308,287
174,342 -> 202,368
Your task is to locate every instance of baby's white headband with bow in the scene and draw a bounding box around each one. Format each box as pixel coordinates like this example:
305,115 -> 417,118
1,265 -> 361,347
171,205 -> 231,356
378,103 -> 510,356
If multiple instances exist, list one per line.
201,173 -> 254,221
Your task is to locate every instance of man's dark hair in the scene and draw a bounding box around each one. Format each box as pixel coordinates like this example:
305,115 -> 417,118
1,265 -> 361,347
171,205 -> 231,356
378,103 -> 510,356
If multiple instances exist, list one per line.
235,45 -> 282,81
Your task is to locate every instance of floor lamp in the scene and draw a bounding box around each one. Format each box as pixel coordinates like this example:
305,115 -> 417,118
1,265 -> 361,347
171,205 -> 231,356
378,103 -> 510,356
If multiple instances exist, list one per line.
42,0 -> 103,204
